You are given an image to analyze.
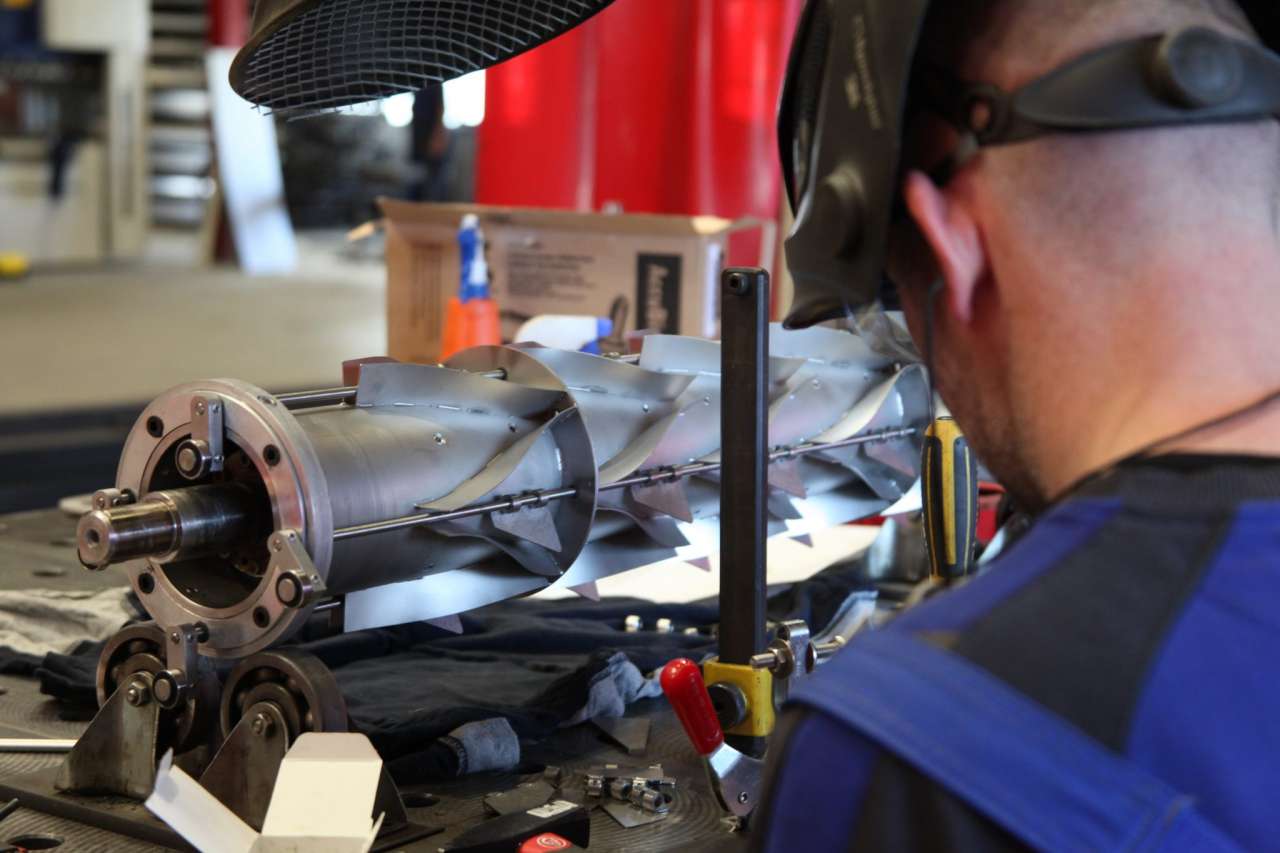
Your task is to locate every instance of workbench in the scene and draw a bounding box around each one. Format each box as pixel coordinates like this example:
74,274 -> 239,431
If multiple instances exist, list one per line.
0,508 -> 751,852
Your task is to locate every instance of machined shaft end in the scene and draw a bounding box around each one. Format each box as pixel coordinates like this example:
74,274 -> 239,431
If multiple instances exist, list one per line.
77,483 -> 265,570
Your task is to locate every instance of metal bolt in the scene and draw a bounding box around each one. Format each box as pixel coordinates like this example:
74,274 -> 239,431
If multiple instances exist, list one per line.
655,618 -> 674,633
125,681 -> 149,707
624,615 -> 642,633
250,712 -> 275,737
276,574 -> 302,607
737,791 -> 749,804
169,631 -> 181,645
750,651 -> 779,671
195,401 -> 207,416
153,677 -> 174,705
433,432 -> 447,446
176,445 -> 199,475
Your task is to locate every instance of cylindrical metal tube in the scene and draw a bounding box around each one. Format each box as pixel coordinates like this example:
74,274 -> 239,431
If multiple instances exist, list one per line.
76,483 -> 263,570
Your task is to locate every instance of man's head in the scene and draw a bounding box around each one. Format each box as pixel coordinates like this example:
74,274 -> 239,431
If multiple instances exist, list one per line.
883,0 -> 1280,508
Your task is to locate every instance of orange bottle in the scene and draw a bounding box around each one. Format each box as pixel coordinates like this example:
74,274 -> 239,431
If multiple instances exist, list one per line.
440,214 -> 501,361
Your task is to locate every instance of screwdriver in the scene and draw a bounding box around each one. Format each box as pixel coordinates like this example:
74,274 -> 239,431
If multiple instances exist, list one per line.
921,416 -> 979,580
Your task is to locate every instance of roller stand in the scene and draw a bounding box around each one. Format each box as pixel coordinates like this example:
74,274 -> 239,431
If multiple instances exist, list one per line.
198,646 -> 430,847
56,623 -> 221,800
52,624 -> 434,850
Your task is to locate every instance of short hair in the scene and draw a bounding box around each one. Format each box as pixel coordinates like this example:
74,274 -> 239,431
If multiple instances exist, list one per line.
922,0 -> 1258,85
886,0 -> 1278,295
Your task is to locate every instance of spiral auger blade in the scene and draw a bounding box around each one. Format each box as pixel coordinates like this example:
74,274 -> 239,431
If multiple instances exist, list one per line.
430,330 -> 929,584
352,361 -> 597,581
77,328 -> 932,650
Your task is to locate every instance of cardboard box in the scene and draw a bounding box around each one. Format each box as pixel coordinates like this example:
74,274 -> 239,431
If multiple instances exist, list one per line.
146,733 -> 385,852
378,199 -> 772,364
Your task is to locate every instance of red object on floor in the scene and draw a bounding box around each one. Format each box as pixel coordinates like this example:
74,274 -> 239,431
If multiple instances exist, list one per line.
478,0 -> 804,227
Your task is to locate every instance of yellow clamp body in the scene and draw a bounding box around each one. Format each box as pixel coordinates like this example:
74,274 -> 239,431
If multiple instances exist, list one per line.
703,657 -> 775,737
923,416 -> 978,579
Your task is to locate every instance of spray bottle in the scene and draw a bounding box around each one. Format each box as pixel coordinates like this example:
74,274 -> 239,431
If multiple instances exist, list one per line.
440,214 -> 502,360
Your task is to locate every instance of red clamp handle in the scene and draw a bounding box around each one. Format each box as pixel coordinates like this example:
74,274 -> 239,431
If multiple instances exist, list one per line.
660,658 -> 724,756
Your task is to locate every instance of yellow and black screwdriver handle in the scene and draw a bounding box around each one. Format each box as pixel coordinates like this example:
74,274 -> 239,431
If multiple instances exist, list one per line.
922,416 -> 980,580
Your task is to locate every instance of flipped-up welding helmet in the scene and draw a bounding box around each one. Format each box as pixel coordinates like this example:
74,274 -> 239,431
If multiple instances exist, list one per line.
779,0 -> 1280,330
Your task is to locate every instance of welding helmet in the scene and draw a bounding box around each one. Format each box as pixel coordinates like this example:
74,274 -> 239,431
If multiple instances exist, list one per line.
778,0 -> 1280,330
231,0 -> 617,115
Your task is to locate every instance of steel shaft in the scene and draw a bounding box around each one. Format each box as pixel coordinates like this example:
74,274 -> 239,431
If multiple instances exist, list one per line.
77,483 -> 263,570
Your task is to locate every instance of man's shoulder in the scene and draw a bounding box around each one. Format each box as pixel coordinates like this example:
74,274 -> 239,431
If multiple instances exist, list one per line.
760,465 -> 1280,852
901,484 -> 1276,749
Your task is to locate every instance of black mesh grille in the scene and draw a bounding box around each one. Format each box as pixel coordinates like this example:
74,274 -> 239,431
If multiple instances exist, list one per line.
234,0 -> 616,114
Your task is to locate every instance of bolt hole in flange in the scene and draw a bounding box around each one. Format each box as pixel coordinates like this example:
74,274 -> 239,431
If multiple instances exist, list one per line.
138,572 -> 156,594
146,416 -> 165,438
7,835 -> 64,849
252,606 -> 271,628
263,444 -> 281,467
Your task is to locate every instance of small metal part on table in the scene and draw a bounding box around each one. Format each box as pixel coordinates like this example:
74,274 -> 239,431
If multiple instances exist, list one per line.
601,799 -> 669,829
442,800 -> 590,852
626,782 -> 671,813
0,739 -> 76,753
631,787 -> 671,814
592,715 -> 651,755
483,781 -> 556,816
585,763 -> 665,784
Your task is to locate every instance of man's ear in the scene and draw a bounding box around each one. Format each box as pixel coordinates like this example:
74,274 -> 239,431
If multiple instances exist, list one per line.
903,170 -> 986,324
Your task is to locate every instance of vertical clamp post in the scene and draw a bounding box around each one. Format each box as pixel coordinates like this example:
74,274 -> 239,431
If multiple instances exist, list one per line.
715,268 -> 773,749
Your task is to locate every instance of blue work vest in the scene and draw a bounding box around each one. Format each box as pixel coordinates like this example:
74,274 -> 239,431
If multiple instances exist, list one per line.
762,494 -> 1280,851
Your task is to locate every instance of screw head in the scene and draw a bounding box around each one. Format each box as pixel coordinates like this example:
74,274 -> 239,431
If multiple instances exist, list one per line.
738,791 -> 750,804
433,432 -> 447,446
250,712 -> 275,737
195,401 -> 207,416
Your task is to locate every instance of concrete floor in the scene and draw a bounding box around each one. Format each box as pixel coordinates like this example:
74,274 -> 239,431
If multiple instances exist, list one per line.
0,234 -> 386,416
